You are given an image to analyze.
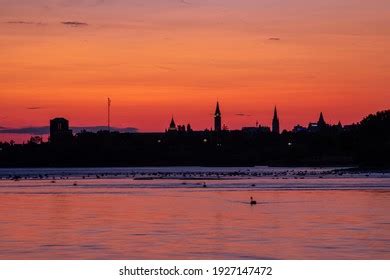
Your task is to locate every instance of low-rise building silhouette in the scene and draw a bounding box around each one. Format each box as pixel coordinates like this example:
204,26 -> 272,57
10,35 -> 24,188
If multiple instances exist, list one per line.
242,125 -> 271,135
293,124 -> 307,133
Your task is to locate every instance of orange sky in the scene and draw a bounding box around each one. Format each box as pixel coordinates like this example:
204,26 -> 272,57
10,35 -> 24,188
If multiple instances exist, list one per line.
1,0 -> 390,141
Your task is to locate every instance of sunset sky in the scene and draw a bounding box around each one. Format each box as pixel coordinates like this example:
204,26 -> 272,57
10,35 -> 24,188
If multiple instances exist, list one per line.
1,0 -> 390,142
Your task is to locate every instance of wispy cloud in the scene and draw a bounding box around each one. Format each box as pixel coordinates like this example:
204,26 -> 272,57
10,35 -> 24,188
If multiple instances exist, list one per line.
235,113 -> 252,117
0,126 -> 138,135
157,66 -> 176,71
268,37 -> 281,41
26,107 -> 44,110
179,0 -> 192,5
7,21 -> 34,24
59,0 -> 106,8
61,21 -> 88,27
74,126 -> 138,133
0,126 -> 48,135
6,21 -> 46,26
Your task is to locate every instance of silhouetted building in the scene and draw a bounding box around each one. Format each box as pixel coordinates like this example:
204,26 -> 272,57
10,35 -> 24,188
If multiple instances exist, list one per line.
2,108 -> 389,168
49,118 -> 73,144
242,125 -> 271,135
307,112 -> 328,132
168,117 -> 177,132
214,102 -> 222,132
343,124 -> 356,131
293,124 -> 307,133
178,125 -> 186,132
272,106 -> 280,134
308,122 -> 319,132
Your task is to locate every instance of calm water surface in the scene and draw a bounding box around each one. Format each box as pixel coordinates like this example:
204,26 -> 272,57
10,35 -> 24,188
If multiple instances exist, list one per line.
0,167 -> 389,259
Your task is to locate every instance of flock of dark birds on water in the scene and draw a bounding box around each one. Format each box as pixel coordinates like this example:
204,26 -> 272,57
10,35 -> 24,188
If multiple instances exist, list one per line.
1,168 -> 381,182
1,168 -> 386,205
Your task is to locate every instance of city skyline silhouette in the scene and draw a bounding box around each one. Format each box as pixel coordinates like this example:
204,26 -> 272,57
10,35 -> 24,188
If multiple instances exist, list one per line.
1,99 -> 384,143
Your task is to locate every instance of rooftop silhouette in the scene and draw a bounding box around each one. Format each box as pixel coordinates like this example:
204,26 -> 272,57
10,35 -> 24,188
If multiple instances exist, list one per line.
0,104 -> 389,168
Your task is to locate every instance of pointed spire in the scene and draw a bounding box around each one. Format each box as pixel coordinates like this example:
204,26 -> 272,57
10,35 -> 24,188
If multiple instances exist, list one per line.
170,116 -> 175,127
318,112 -> 326,127
169,116 -> 177,131
272,106 -> 280,134
215,101 -> 221,115
319,112 -> 324,122
214,101 -> 222,132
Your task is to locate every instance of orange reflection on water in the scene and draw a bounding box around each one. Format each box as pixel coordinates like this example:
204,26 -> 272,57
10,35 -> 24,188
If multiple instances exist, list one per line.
0,181 -> 389,259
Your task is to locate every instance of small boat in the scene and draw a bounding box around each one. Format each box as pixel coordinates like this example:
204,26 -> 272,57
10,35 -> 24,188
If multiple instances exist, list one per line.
250,197 -> 257,205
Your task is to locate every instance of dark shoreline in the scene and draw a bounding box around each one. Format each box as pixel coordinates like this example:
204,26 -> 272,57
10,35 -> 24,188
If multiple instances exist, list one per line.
1,164 -> 388,173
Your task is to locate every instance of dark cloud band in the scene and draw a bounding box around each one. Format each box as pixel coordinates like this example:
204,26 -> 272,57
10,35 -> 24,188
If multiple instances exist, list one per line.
0,126 -> 138,134
61,21 -> 88,27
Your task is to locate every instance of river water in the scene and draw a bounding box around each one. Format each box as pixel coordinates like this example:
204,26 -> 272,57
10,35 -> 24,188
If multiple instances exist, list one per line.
0,167 -> 389,259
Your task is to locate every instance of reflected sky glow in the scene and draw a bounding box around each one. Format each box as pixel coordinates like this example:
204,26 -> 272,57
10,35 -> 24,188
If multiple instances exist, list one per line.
0,166 -> 389,259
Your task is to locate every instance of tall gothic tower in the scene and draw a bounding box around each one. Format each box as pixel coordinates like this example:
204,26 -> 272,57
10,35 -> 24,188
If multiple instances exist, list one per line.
214,102 -> 222,132
272,106 -> 280,134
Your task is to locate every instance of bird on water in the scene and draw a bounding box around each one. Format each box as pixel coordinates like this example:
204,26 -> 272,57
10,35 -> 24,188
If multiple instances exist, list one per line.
250,197 -> 257,205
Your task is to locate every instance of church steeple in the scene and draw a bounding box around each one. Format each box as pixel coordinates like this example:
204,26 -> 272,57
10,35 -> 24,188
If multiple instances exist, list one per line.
214,102 -> 222,132
272,106 -> 280,134
215,102 -> 221,116
168,116 -> 177,131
